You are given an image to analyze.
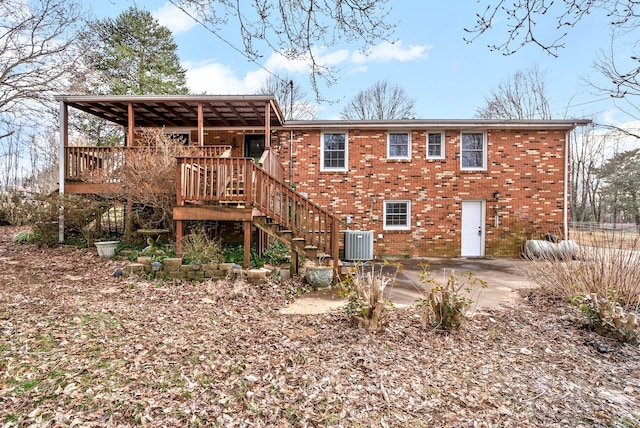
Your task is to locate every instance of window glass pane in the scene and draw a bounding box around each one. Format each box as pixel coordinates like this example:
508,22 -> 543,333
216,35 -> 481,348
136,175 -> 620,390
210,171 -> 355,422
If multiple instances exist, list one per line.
389,133 -> 409,157
462,133 -> 483,150
461,133 -> 484,168
462,151 -> 483,168
323,133 -> 346,169
427,133 -> 442,157
385,202 -> 408,226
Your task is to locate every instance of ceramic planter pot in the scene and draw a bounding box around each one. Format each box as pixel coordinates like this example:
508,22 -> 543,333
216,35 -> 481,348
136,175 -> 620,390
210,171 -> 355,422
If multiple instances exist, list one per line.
305,266 -> 334,289
95,241 -> 119,258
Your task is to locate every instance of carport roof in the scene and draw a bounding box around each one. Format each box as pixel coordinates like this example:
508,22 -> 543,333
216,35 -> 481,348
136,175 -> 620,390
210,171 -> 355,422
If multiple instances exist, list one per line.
55,95 -> 285,128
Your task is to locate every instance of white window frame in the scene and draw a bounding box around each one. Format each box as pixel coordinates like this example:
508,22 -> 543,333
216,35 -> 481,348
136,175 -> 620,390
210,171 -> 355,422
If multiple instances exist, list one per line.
383,200 -> 411,230
426,131 -> 445,160
460,132 -> 487,171
387,131 -> 411,160
320,131 -> 348,172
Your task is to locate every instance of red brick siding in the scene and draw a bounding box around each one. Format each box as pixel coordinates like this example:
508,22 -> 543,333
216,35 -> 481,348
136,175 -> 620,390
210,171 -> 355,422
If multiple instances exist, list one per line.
273,128 -> 567,257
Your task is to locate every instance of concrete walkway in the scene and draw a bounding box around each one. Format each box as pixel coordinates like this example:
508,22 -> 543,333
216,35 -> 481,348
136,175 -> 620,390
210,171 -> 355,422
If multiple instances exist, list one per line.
279,258 -> 534,315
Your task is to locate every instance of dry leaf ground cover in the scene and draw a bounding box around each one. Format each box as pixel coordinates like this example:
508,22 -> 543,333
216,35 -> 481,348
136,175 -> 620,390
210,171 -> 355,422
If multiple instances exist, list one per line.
1,226 -> 639,427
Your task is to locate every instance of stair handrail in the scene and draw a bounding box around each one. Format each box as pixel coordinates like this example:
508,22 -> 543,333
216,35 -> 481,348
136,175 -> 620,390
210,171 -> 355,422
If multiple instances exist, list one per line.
174,155 -> 343,262
250,162 -> 343,260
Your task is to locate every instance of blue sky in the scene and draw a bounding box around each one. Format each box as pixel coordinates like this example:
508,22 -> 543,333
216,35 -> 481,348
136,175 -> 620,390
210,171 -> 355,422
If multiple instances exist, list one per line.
92,1 -> 637,125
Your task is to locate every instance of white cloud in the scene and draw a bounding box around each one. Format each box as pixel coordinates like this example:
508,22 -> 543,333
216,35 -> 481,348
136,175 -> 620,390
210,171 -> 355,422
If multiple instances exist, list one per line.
347,65 -> 368,75
183,39 -> 432,95
264,52 -> 311,74
184,60 -> 270,94
153,2 -> 197,34
601,108 -> 620,126
350,41 -> 432,64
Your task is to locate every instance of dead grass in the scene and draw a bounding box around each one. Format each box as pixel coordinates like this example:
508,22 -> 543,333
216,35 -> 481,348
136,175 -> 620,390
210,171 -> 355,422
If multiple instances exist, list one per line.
571,227 -> 640,250
1,226 -> 639,427
527,229 -> 640,309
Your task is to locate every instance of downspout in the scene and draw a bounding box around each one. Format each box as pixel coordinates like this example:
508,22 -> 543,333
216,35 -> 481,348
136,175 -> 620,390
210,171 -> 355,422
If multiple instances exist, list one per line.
289,130 -> 293,185
564,129 -> 571,239
58,101 -> 66,243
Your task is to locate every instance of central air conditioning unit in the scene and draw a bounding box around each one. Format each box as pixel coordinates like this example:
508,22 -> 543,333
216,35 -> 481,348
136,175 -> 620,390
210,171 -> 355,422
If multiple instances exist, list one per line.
344,230 -> 374,261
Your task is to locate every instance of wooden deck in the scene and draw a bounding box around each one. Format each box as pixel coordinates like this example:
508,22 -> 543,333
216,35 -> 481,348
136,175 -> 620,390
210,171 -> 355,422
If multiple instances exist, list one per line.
63,145 -> 342,273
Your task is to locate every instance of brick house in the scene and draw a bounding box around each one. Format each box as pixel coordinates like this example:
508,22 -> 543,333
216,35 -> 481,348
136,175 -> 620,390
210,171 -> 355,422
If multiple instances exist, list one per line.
272,120 -> 590,257
56,95 -> 590,268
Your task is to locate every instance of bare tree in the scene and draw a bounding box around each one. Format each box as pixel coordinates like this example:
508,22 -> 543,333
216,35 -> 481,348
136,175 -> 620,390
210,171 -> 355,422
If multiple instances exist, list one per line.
571,124 -> 607,223
340,80 -> 416,120
82,129 -> 190,237
0,0 -> 84,194
465,1 -> 639,56
0,0 -> 84,119
258,75 -> 317,120
475,66 -> 552,119
466,1 -> 640,112
593,36 -> 640,117
169,0 -> 394,98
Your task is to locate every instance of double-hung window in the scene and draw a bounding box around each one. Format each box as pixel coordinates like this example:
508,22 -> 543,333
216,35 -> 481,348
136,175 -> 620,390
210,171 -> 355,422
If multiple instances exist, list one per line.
426,132 -> 445,159
383,200 -> 411,230
460,132 -> 486,170
321,132 -> 348,171
387,132 -> 411,160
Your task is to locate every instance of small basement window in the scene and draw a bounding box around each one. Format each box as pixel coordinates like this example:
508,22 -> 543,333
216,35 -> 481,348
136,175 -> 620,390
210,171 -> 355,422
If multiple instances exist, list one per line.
383,200 -> 411,230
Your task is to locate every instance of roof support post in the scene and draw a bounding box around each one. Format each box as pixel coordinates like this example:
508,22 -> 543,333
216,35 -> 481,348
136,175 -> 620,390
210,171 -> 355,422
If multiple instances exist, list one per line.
127,103 -> 135,146
243,221 -> 251,269
265,102 -> 271,147
198,103 -> 204,145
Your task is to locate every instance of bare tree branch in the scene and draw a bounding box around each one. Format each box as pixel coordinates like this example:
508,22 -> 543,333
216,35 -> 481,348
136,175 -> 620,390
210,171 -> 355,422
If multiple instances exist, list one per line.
465,0 -> 633,56
475,66 -> 552,119
169,0 -> 395,99
257,75 -> 317,120
0,0 -> 85,115
340,80 -> 416,120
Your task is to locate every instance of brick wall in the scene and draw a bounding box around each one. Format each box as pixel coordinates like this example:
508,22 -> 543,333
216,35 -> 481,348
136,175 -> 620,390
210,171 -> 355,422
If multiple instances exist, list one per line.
273,127 -> 568,258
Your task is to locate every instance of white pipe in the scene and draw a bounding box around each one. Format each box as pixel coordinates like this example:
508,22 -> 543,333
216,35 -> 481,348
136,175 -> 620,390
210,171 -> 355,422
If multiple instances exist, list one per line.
58,101 -> 66,243
289,130 -> 293,184
563,129 -> 570,238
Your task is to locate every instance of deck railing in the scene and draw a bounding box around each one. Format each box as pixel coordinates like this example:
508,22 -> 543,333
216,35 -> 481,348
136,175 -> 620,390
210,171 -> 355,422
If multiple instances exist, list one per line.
64,145 -> 232,181
176,155 -> 340,258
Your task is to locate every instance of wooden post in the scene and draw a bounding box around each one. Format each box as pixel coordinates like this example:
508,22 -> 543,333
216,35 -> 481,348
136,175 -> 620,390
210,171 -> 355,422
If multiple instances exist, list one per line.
176,159 -> 184,254
176,220 -> 183,254
127,103 -> 135,147
290,249 -> 299,277
124,198 -> 133,244
243,221 -> 251,269
198,103 -> 204,146
124,103 -> 135,243
265,102 -> 271,148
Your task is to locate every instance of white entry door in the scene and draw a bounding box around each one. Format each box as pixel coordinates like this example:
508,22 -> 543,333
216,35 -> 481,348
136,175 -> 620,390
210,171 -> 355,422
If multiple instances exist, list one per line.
461,201 -> 485,257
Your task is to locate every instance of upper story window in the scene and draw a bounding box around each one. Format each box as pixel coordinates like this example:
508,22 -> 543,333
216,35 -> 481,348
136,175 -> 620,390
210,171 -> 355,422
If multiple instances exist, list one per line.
460,132 -> 486,170
426,132 -> 445,159
387,132 -> 411,160
383,200 -> 411,230
321,132 -> 348,171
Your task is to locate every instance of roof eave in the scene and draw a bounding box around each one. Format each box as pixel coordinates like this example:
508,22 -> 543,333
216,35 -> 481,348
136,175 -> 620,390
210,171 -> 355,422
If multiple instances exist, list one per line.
282,119 -> 592,130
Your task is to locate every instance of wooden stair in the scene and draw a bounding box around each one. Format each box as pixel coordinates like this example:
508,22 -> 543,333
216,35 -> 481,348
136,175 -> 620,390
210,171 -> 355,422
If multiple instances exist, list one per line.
252,216 -> 329,264
175,155 -> 343,269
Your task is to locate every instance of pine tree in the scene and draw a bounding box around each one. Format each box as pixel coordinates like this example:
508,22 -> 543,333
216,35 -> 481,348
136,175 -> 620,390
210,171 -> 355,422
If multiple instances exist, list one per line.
89,6 -> 188,95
